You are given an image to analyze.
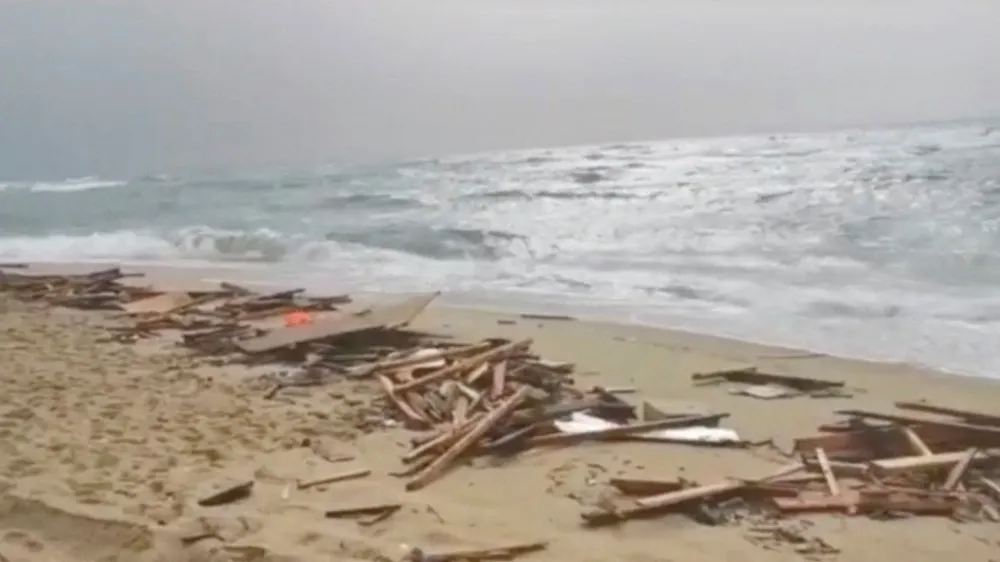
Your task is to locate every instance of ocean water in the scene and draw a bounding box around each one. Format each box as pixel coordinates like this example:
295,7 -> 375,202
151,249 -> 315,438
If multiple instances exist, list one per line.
2,121 -> 1000,377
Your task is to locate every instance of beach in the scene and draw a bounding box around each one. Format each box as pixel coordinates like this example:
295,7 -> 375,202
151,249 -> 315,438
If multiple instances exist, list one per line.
2,265 -> 1000,562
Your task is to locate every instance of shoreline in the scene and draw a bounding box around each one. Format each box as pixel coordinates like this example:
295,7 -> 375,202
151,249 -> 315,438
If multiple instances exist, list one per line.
2,259 -> 985,383
3,264 -> 1000,560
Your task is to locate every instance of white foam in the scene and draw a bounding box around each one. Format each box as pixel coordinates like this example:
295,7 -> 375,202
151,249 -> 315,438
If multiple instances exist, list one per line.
0,176 -> 127,193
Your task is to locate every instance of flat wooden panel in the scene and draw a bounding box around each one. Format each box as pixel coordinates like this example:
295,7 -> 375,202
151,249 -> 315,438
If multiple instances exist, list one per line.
236,292 -> 439,353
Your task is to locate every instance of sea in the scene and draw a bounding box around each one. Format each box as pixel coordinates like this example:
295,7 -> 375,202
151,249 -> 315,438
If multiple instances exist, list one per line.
2,121 -> 1000,378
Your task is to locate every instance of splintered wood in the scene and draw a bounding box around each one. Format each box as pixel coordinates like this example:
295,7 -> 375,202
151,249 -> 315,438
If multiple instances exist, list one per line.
7,264 -> 1000,555
583,400 -> 1000,529
361,338 -> 738,491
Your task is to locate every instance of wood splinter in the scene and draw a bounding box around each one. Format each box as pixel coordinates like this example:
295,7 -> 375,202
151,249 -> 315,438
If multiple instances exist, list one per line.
406,540 -> 548,562
297,468 -> 372,490
325,502 -> 402,519
197,480 -> 254,507
406,386 -> 530,491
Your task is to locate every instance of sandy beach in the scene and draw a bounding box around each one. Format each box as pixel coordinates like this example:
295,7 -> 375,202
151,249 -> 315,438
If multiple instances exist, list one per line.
2,266 -> 1000,562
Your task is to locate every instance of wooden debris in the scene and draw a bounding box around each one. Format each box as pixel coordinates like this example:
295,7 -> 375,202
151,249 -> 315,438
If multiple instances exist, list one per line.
9,266 -> 1000,541
406,387 -> 530,491
585,398 -> 1000,528
895,401 -> 1000,427
297,468 -> 372,490
405,541 -> 547,562
692,366 -> 844,394
324,502 -> 402,519
237,292 -> 438,353
197,480 -> 254,507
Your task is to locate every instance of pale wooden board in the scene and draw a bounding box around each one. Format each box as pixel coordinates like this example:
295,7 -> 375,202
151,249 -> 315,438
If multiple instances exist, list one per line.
235,292 -> 440,353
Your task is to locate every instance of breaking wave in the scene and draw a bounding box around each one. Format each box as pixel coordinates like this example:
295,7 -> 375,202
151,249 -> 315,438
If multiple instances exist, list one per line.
4,119 -> 1000,377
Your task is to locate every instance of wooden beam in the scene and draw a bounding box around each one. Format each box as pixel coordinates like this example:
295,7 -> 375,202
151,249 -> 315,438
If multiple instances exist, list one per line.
237,292 -> 438,353
895,401 -> 1000,427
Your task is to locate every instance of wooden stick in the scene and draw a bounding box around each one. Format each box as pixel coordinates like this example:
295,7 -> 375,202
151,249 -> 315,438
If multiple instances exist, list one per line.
325,502 -> 402,518
895,401 -> 1000,427
406,387 -> 529,491
490,361 -> 507,400
942,448 -> 978,490
411,541 -> 547,562
297,468 -> 371,490
903,427 -> 934,456
394,340 -> 532,392
197,480 -> 254,507
870,449 -> 997,474
378,375 -> 430,426
815,447 -> 840,496
365,342 -> 493,374
582,463 -> 802,525
403,413 -> 484,463
836,409 -> 1000,438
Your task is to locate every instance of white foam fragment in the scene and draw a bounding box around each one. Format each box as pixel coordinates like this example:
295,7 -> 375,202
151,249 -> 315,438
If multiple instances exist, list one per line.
553,412 -> 741,444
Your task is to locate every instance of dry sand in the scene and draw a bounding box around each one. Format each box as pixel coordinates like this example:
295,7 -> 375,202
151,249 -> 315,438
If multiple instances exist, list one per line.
2,283 -> 1000,561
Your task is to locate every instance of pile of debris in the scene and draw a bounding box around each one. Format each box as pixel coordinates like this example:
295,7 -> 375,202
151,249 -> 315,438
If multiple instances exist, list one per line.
583,401 -> 1000,527
6,265 -> 1000,558
351,338 -> 742,491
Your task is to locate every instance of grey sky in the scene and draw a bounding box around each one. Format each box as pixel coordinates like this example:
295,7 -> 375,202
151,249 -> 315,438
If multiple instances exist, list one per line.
1,0 -> 997,179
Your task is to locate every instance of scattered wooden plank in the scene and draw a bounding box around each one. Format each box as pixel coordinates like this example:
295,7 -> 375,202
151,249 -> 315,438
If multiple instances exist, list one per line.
869,449 -> 997,475
814,448 -> 839,496
325,502 -> 402,518
297,468 -> 371,490
582,463 -> 801,525
836,409 -> 1000,439
197,480 -> 254,507
237,292 -> 439,353
902,427 -> 934,456
895,401 -> 1000,427
942,448 -> 978,491
406,386 -> 530,491
395,339 -> 532,393
408,541 -> 547,562
692,367 -> 844,392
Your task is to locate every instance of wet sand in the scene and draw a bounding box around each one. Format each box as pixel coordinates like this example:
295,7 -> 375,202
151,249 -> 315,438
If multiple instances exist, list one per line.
2,278 -> 1000,561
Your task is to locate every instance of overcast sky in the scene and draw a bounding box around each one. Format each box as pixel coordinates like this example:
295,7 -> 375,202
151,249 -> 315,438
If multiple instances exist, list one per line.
1,0 -> 997,179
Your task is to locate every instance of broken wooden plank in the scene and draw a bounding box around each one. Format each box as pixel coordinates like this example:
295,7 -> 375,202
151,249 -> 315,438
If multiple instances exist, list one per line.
870,449 -> 998,475
814,448 -> 840,496
895,401 -> 1000,427
297,468 -> 371,490
902,427 -> 934,456
358,504 -> 401,526
406,541 -> 547,562
353,342 -> 493,377
795,422 -> 1000,461
836,409 -> 1000,438
237,292 -> 439,353
197,480 -> 254,507
406,386 -> 530,491
395,339 -> 532,392
325,502 -> 402,518
582,463 -> 802,525
942,448 -> 978,490
692,367 -> 844,392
